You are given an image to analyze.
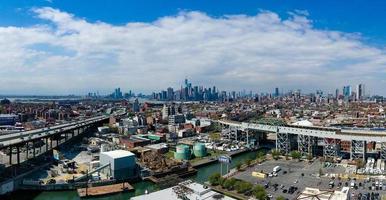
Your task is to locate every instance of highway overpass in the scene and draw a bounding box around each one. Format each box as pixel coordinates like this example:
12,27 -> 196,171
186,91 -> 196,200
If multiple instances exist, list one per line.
216,119 -> 386,161
0,115 -> 110,166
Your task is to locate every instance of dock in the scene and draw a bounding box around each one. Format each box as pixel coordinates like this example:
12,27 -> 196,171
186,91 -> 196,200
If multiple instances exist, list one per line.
77,182 -> 134,198
144,176 -> 160,183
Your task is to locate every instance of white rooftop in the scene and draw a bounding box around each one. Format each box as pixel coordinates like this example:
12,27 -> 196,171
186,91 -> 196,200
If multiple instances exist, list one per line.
100,150 -> 134,159
131,181 -> 236,200
292,120 -> 313,127
296,187 -> 350,200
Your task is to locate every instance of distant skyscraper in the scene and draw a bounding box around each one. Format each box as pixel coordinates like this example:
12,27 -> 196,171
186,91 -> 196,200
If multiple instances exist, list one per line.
274,87 -> 279,97
343,85 -> 351,100
132,98 -> 140,112
167,87 -> 174,101
356,84 -> 365,101
114,87 -> 123,99
335,89 -> 339,100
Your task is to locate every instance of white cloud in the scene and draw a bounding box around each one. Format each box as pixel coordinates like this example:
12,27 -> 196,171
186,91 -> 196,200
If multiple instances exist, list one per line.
0,7 -> 385,95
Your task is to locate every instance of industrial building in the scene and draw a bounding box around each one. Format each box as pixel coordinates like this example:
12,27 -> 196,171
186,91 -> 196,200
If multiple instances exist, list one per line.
100,150 -> 139,180
0,114 -> 18,126
130,180 -> 236,200
145,143 -> 169,154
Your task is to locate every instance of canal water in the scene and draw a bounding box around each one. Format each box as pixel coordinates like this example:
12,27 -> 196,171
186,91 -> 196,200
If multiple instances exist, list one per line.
24,150 -> 260,200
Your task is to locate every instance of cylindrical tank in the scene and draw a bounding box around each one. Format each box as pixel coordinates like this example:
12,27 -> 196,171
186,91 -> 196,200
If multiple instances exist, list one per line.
174,144 -> 191,160
193,143 -> 207,158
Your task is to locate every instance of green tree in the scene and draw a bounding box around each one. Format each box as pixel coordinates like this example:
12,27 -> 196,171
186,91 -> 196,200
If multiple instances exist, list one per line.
218,177 -> 225,186
307,153 -> 313,161
235,181 -> 253,194
355,159 -> 365,168
277,196 -> 285,200
245,158 -> 253,166
253,185 -> 267,200
236,162 -> 242,171
257,150 -> 266,160
209,132 -> 221,141
223,178 -> 237,190
208,173 -> 222,186
271,149 -> 281,160
290,150 -> 302,160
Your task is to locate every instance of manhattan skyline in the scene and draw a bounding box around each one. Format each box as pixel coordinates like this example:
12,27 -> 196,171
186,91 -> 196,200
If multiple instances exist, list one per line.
1,1 -> 386,95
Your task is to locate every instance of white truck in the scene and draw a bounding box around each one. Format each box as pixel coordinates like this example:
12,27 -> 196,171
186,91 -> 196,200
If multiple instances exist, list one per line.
273,166 -> 281,173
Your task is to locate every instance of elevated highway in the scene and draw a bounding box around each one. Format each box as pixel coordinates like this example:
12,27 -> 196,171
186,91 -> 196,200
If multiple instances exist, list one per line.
0,115 -> 111,166
0,115 -> 109,148
216,119 -> 386,161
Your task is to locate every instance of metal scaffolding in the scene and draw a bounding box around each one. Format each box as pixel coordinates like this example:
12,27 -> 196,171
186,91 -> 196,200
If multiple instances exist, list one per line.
323,138 -> 340,158
298,135 -> 316,157
350,140 -> 366,161
381,143 -> 386,160
276,132 -> 290,155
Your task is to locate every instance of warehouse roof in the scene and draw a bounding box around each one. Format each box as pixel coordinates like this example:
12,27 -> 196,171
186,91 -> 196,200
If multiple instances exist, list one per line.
131,181 -> 235,200
101,150 -> 134,159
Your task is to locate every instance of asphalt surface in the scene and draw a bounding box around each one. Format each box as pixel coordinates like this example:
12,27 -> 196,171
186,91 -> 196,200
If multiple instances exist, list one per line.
232,159 -> 386,200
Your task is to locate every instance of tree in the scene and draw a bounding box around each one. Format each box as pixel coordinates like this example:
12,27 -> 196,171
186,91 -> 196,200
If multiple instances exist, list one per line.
209,173 -> 222,186
223,178 -> 237,190
290,151 -> 302,160
307,153 -> 313,161
235,181 -> 253,194
355,159 -> 365,168
245,158 -> 253,166
253,185 -> 267,200
236,162 -> 242,171
277,196 -> 285,200
271,149 -> 281,160
209,132 -> 221,141
257,150 -> 266,160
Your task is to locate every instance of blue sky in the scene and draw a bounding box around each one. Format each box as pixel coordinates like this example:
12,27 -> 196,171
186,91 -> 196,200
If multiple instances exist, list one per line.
0,0 -> 386,95
2,0 -> 385,44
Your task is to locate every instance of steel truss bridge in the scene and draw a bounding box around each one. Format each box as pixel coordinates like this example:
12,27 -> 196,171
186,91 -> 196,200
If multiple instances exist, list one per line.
216,120 -> 386,161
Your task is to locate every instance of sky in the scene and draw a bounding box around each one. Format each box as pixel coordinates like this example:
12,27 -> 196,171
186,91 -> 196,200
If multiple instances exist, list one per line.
1,0 -> 386,95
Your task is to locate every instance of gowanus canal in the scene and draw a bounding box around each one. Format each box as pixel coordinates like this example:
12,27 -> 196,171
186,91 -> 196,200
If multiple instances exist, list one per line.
9,149 -> 265,200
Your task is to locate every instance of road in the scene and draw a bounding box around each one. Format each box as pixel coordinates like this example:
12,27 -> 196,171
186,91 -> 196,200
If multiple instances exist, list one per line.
0,115 -> 108,148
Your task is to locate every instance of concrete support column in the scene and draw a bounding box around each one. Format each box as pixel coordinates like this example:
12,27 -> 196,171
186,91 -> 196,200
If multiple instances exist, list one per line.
26,142 -> 29,159
9,146 -> 12,165
16,146 -> 20,165
45,137 -> 49,152
33,140 -> 36,158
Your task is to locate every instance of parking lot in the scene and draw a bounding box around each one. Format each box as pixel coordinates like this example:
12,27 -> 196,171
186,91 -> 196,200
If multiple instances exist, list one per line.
232,159 -> 386,200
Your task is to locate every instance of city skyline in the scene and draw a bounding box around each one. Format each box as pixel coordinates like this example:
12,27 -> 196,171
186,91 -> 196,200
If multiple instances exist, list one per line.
0,1 -> 386,95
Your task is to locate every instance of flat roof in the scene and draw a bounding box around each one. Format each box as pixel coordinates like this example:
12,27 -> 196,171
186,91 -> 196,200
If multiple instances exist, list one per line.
100,150 -> 134,159
297,187 -> 349,200
131,181 -> 236,200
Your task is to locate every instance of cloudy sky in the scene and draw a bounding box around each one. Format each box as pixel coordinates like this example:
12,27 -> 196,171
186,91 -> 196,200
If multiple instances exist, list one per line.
1,1 -> 386,95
